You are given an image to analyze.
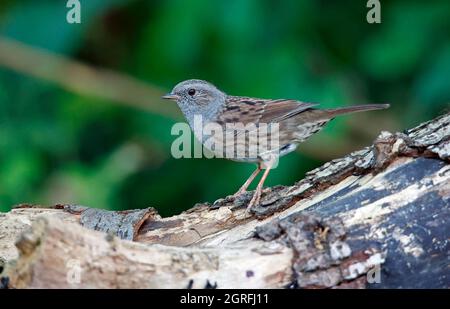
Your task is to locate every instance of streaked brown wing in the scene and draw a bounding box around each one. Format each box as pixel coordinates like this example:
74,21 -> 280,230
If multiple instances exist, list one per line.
212,96 -> 320,159
216,96 -> 318,125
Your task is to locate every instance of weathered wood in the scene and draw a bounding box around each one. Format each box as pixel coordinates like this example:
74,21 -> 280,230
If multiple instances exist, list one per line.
0,113 -> 449,288
6,216 -> 293,288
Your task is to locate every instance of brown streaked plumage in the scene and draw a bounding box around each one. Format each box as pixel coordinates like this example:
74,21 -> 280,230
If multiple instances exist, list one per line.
163,79 -> 390,213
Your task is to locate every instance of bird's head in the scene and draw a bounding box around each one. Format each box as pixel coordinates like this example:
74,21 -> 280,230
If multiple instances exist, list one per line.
162,79 -> 226,122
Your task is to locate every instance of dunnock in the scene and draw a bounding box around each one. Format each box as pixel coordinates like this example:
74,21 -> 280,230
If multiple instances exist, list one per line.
163,79 -> 389,211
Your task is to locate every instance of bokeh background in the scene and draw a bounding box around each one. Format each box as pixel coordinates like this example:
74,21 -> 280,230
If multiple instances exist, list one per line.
0,0 -> 449,216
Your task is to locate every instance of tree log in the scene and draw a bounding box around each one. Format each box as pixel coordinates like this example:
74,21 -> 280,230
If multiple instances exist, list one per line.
0,113 -> 449,289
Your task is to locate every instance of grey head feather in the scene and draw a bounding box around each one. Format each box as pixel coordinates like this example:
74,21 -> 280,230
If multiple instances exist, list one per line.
169,79 -> 227,127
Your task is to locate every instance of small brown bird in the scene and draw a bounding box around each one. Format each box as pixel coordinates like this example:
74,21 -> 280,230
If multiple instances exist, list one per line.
163,79 -> 389,211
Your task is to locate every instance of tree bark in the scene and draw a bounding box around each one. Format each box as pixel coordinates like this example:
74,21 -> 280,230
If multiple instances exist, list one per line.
1,113 -> 449,289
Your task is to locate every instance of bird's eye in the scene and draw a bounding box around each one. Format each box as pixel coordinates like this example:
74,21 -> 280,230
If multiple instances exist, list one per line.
188,88 -> 196,96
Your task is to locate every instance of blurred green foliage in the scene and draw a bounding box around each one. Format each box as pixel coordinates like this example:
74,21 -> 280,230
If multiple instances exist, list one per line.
0,0 -> 449,216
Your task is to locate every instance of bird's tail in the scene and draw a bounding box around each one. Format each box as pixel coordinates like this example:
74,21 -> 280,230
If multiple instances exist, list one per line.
325,103 -> 390,117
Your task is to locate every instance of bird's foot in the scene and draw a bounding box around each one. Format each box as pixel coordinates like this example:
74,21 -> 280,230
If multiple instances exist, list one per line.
246,189 -> 262,213
231,188 -> 247,199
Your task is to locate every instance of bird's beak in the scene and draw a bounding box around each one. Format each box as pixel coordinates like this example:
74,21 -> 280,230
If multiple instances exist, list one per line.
162,93 -> 180,101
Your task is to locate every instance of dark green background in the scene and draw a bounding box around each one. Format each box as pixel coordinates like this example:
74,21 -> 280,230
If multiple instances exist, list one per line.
0,0 -> 449,216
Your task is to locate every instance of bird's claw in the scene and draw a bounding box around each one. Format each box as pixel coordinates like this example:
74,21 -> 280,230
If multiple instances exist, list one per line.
246,190 -> 261,213
231,189 -> 247,199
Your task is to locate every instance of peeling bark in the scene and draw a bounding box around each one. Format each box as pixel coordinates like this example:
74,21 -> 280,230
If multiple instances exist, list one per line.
0,113 -> 449,289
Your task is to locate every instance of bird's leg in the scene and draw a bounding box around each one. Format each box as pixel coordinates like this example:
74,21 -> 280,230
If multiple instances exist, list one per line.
246,162 -> 273,211
233,164 -> 262,197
